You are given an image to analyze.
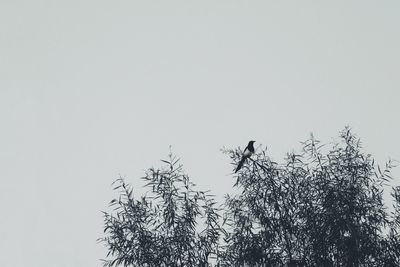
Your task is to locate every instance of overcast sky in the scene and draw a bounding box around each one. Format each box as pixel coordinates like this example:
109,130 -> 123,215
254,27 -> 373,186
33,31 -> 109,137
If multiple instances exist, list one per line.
1,1 -> 400,266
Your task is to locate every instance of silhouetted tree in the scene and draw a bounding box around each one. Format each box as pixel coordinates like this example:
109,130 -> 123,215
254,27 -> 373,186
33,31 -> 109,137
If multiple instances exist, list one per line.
100,153 -> 221,267
101,128 -> 400,266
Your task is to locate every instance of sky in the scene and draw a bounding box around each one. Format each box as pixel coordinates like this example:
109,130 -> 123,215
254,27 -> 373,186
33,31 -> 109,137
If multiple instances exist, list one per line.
1,1 -> 400,266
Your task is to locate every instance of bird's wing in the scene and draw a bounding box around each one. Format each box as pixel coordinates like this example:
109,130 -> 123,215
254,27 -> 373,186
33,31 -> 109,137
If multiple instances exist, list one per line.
243,147 -> 252,157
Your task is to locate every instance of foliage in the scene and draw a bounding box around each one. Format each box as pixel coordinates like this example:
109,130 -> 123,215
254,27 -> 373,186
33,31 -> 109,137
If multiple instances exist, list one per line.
100,153 -> 221,267
101,128 -> 400,266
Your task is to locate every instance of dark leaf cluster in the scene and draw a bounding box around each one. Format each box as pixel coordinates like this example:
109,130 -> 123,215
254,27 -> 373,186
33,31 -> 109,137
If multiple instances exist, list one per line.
100,153 -> 221,267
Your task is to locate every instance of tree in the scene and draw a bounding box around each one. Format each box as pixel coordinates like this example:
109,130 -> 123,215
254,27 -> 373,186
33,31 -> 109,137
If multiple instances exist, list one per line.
101,128 -> 400,266
100,153 -> 221,267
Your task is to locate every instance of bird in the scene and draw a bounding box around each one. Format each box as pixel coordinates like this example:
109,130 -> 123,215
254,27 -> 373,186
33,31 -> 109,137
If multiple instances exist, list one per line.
235,141 -> 255,173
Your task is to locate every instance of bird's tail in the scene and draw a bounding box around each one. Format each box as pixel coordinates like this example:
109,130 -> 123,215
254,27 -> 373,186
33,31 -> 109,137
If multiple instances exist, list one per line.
235,157 -> 246,173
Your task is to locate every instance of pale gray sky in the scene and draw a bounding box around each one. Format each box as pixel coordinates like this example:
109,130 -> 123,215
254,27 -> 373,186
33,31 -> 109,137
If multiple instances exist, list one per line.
1,1 -> 400,266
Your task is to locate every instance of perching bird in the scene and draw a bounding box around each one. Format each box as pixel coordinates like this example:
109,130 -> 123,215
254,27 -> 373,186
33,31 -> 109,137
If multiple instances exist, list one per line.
235,141 -> 255,173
